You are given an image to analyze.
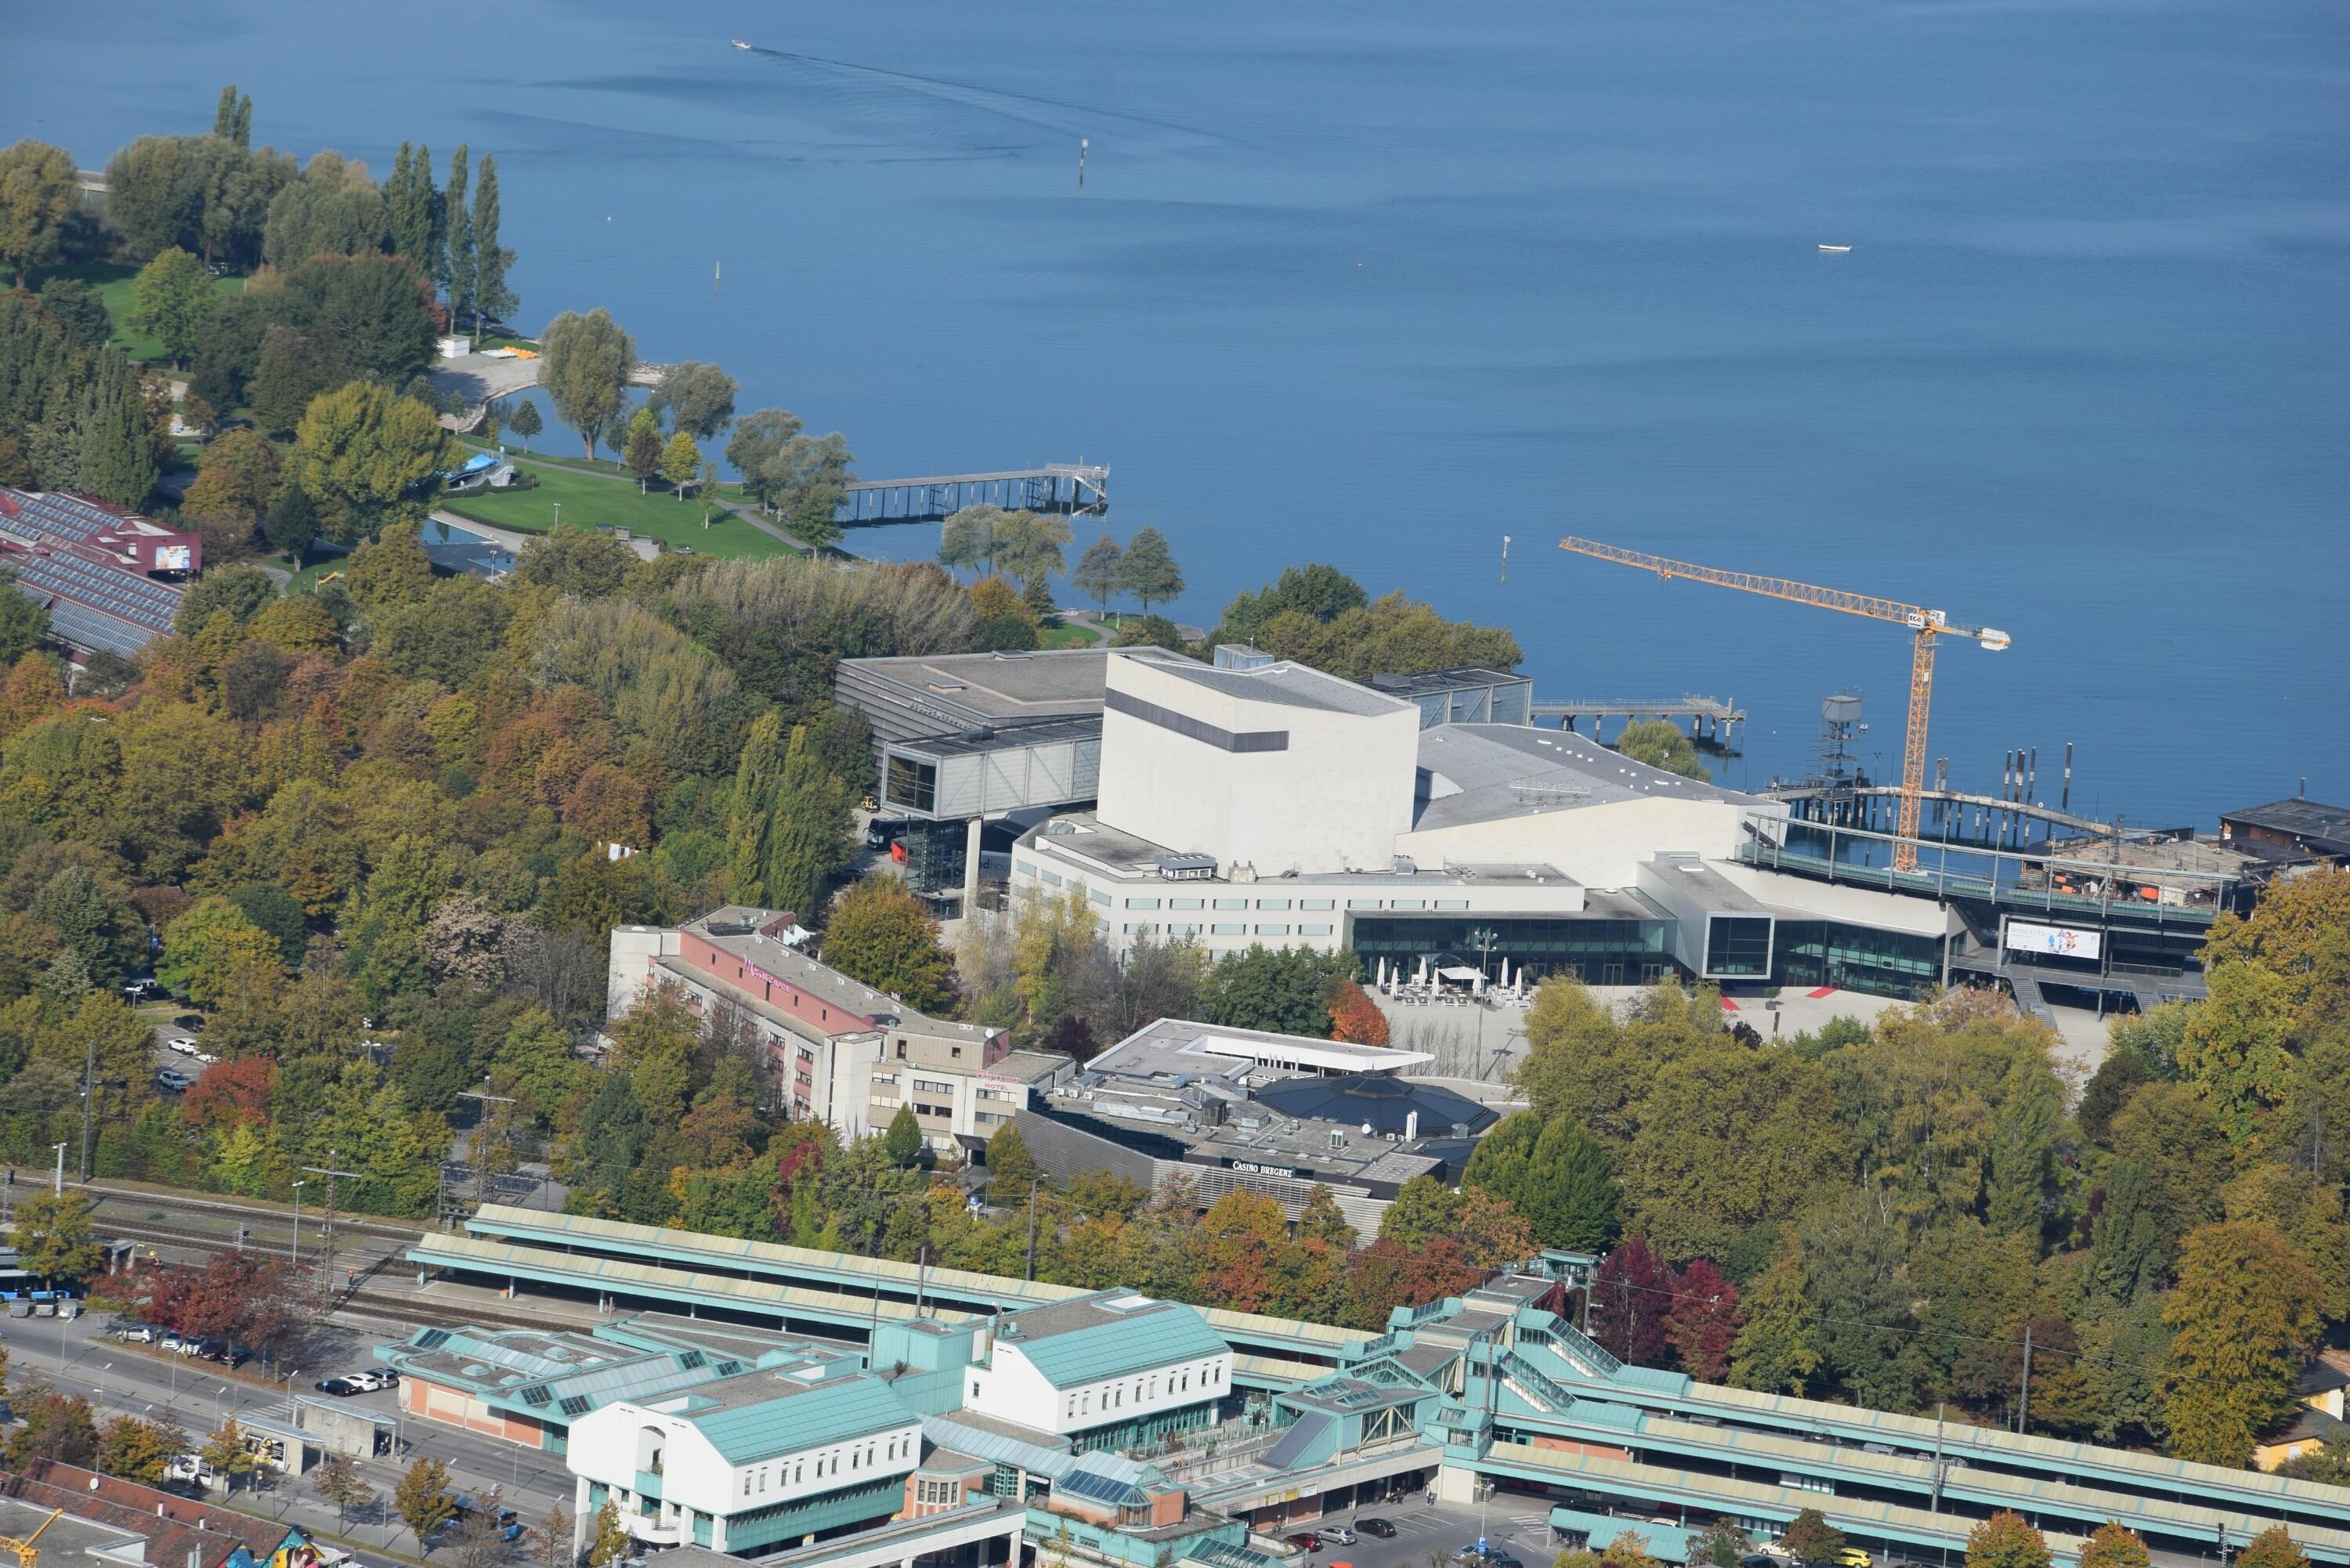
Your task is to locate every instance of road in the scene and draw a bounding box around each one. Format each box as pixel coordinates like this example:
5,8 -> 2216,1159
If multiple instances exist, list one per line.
1292,1497 -> 1563,1568
1,1306 -> 575,1563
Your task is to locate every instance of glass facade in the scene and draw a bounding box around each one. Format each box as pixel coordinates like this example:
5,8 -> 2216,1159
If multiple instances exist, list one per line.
1774,919 -> 1942,998
1705,916 -> 1772,977
1352,914 -> 1672,985
884,755 -> 936,813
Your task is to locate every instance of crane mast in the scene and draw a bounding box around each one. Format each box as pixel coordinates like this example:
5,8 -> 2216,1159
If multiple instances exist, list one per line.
1558,537 -> 2010,873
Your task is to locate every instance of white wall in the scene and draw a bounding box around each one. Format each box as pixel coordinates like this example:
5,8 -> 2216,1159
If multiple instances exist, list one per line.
606,927 -> 679,1019
568,1396 -> 921,1537
964,1337 -> 1231,1437
1714,863 -> 1960,937
1096,654 -> 1419,876
1394,794 -> 1756,891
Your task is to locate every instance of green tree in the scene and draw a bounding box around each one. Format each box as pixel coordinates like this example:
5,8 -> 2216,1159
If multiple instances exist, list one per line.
507,397 -> 542,453
396,1454 -> 457,1548
13,1191 -> 103,1285
0,567 -> 50,666
993,510 -> 1072,587
78,352 -> 161,509
1728,1239 -> 1819,1395
985,1120 -> 1041,1206
212,85 -> 253,148
2076,1523 -> 2149,1568
660,429 -> 701,496
0,139 -> 81,286
2160,1221 -> 2324,1465
540,307 -> 635,460
127,247 -> 214,367
1198,945 -> 1351,1036
96,1414 -> 178,1484
883,1104 -> 925,1168
1462,1111 -> 1620,1250
249,324 -> 347,436
725,406 -> 804,514
1964,1513 -> 2051,1568
160,897 -> 285,1007
227,881 -> 310,968
1774,1509 -> 1844,1568
822,875 -> 956,1013
1072,533 -> 1123,614
257,479 -> 320,562
470,153 -> 515,330
385,141 -> 436,266
439,145 -> 473,331
1621,1045 -> 1847,1261
624,406 -> 663,490
3,1385 -> 97,1469
1113,525 -> 1184,612
37,277 -> 114,350
291,381 -> 450,542
1613,719 -> 1709,781
282,252 -> 440,384
649,361 -> 736,439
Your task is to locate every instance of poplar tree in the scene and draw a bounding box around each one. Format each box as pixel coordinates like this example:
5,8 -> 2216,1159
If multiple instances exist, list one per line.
439,144 -> 472,330
212,85 -> 252,148
78,353 -> 159,509
470,152 -> 515,330
386,141 -> 439,267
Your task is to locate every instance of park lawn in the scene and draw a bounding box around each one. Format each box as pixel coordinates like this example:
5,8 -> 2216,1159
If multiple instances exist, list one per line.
442,459 -> 798,560
37,262 -> 247,364
1042,621 -> 1102,649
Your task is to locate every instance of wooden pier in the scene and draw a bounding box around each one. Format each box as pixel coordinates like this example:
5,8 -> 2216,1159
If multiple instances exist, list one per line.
837,464 -> 1108,525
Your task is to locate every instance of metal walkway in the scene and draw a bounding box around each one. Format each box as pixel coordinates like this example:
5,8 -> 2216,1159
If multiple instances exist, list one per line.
838,464 -> 1109,524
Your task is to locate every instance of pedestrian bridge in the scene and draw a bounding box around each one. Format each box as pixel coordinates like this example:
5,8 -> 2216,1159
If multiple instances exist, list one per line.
837,464 -> 1108,524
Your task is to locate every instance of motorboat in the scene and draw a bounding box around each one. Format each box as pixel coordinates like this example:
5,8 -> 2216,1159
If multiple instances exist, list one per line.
731,39 -> 753,49
1818,243 -> 1853,253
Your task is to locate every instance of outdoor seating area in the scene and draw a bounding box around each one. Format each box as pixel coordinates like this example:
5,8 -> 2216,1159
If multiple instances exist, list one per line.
1371,956 -> 1529,1007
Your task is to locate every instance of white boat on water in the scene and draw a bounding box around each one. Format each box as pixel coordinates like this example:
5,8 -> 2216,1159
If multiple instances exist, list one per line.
731,38 -> 753,49
1818,243 -> 1853,253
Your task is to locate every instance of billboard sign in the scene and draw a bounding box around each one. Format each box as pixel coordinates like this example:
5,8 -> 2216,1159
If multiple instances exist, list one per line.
153,544 -> 193,571
2005,920 -> 2102,961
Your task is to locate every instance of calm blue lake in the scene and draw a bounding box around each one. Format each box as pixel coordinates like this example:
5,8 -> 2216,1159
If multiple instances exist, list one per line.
16,0 -> 2347,824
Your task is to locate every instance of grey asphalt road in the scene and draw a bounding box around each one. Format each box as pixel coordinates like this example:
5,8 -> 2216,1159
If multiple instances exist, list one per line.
0,1308 -> 573,1562
1292,1498 -> 1563,1568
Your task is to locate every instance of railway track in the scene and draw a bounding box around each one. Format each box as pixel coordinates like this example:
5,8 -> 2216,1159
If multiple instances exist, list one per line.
79,1181 -> 428,1247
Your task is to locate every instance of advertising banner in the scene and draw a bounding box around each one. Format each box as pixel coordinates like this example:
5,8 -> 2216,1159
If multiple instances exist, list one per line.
2005,920 -> 2102,961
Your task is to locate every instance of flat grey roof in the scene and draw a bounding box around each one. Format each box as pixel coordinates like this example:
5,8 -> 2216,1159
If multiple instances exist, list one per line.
1091,1018 -> 1432,1082
1027,815 -> 1575,889
1135,655 -> 1415,718
1365,667 -> 1527,698
894,714 -> 1102,759
1650,858 -> 1771,915
846,648 -> 1193,721
1412,724 -> 1752,832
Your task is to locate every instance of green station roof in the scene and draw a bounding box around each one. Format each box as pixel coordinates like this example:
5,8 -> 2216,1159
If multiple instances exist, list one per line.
678,1374 -> 918,1465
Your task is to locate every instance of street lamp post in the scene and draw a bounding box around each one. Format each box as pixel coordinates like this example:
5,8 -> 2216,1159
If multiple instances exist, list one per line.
51,1141 -> 68,1195
291,1180 -> 307,1273
96,1361 -> 113,1415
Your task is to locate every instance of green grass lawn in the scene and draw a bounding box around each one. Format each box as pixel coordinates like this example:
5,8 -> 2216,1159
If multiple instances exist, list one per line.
1042,620 -> 1102,649
443,459 -> 798,560
37,262 -> 247,365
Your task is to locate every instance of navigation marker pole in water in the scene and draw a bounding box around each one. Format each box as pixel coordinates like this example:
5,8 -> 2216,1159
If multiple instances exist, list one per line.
1079,138 -> 1089,192
1500,533 -> 1511,584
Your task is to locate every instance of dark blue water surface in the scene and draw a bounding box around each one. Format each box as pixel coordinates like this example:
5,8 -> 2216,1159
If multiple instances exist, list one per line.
15,1 -> 2347,823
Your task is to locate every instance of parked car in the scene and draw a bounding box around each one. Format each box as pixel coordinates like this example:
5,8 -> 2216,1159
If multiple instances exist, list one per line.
314,1376 -> 363,1396
193,1050 -> 220,1064
159,1332 -> 190,1353
450,1495 -> 523,1541
1357,1521 -> 1397,1540
1322,1530 -> 1357,1546
344,1369 -> 394,1392
172,1014 -> 204,1031
112,1323 -> 156,1343
154,1068 -> 193,1093
165,1452 -> 221,1487
1285,1534 -> 1323,1555
1484,1553 -> 1524,1568
864,818 -> 909,849
1835,1552 -> 1871,1568
166,1038 -> 198,1055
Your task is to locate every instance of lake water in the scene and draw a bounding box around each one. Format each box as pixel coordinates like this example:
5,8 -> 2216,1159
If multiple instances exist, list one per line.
16,0 -> 2348,824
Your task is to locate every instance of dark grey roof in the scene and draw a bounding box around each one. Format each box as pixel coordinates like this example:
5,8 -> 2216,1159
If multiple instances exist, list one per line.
2224,798 -> 2350,855
1365,667 -> 1525,697
1249,1072 -> 1498,1137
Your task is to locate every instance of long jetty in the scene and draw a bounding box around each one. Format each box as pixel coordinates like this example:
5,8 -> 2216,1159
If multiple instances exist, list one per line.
837,464 -> 1108,524
1531,695 -> 1744,745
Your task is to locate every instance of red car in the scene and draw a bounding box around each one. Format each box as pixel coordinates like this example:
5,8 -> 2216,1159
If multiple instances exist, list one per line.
1285,1536 -> 1323,1555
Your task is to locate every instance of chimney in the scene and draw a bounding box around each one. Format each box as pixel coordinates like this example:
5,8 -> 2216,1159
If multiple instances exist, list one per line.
1405,1110 -> 1419,1141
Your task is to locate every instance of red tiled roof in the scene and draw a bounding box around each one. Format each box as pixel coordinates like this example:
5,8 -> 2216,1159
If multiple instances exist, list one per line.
0,1460 -> 303,1568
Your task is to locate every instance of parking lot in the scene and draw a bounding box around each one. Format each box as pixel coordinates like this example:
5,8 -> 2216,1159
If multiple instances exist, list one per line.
1285,1497 -> 1567,1568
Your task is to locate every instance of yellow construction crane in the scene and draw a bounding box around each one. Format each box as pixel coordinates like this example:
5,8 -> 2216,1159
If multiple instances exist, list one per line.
1558,537 -> 2010,873
1,1507 -> 66,1568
